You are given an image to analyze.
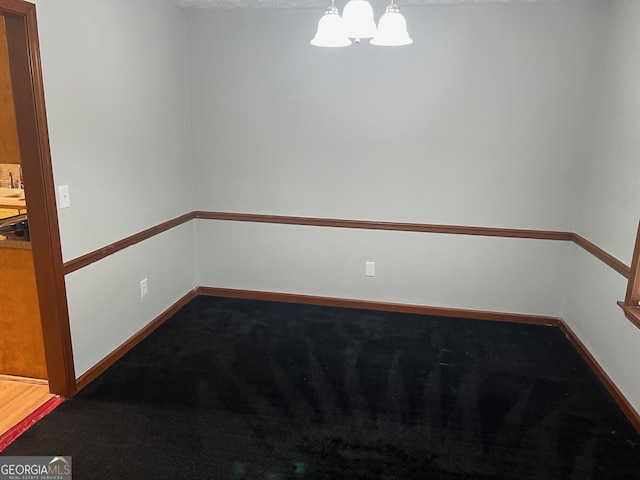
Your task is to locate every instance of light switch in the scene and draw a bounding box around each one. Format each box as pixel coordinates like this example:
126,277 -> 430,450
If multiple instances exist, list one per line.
58,185 -> 70,209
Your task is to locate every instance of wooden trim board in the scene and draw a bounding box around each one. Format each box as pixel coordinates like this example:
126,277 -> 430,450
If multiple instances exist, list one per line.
572,233 -> 630,279
62,212 -> 629,282
558,321 -> 640,432
617,301 -> 640,331
67,287 -> 640,433
201,288 -> 639,433
197,286 -> 562,326
1,0 -> 75,397
195,211 -> 573,241
74,288 -> 198,393
63,212 -> 195,275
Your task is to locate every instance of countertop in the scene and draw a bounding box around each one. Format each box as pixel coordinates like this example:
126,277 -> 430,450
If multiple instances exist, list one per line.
0,198 -> 26,210
0,187 -> 27,210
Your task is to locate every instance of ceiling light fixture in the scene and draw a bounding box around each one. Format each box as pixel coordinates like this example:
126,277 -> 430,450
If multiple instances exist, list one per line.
371,1 -> 413,46
311,0 -> 412,48
342,0 -> 377,42
311,0 -> 351,47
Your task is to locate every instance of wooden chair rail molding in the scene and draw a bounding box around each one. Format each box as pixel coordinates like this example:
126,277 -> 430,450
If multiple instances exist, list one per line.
63,212 -> 195,275
63,211 -> 628,280
194,211 -> 574,240
619,221 -> 640,328
571,233 -> 630,278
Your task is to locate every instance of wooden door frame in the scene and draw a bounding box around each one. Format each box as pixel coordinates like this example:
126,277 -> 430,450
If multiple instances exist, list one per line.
1,0 -> 75,397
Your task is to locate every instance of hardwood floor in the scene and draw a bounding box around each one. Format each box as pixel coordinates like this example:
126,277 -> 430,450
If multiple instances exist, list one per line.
0,375 -> 53,437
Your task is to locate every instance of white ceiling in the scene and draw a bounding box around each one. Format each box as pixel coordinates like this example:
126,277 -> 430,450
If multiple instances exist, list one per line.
166,0 -> 601,10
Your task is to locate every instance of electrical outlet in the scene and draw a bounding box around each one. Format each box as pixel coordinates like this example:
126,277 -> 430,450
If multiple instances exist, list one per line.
140,278 -> 148,298
365,261 -> 375,277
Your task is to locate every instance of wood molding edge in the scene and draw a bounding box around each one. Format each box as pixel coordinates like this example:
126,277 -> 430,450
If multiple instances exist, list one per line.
74,288 -> 559,396
61,212 -> 576,280
74,288 -> 198,394
558,320 -> 640,433
196,286 -> 562,326
62,212 -> 633,285
1,0 -> 76,397
63,212 -> 195,275
196,213 -> 631,279
70,287 -> 640,435
202,287 -> 639,433
617,301 -> 640,330
0,0 -> 32,16
195,211 -> 573,241
624,221 -> 640,304
572,233 -> 629,278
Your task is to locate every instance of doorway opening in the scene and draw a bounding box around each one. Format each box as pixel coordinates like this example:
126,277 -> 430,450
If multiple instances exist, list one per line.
0,0 -> 75,398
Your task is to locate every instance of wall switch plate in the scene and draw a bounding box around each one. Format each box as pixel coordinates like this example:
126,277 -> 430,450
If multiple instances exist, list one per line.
140,278 -> 148,298
365,261 -> 376,277
58,185 -> 71,209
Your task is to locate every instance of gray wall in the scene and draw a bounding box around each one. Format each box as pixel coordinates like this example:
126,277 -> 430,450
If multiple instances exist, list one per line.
565,0 -> 640,415
188,5 -> 600,316
31,0 -> 196,376
188,6 -> 597,229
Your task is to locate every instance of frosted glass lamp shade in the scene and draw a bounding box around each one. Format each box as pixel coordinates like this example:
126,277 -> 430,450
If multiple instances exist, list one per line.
342,0 -> 377,40
371,5 -> 413,46
311,7 -> 352,47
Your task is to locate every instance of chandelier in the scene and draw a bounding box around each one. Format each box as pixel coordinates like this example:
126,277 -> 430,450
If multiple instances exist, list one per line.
311,0 -> 412,48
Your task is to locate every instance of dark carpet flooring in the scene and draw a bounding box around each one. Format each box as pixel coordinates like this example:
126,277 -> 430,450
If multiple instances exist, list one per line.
3,296 -> 640,479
